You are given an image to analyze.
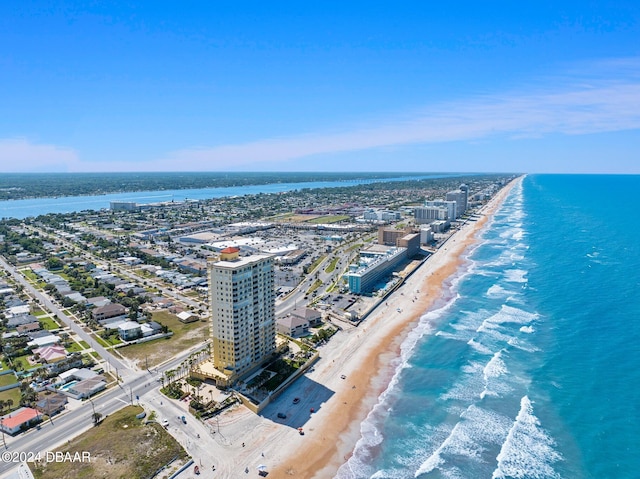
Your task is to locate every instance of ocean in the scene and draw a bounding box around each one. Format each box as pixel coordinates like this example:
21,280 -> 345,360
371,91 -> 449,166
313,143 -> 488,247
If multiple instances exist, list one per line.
337,175 -> 640,479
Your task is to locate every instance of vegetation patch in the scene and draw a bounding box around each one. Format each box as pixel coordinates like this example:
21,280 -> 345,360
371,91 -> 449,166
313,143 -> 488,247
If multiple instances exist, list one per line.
0,388 -> 21,409
286,214 -> 321,223
0,373 -> 18,387
305,255 -> 326,274
346,243 -> 364,252
65,341 -> 85,353
307,215 -> 350,224
119,311 -> 207,368
38,316 -> 60,330
263,359 -> 298,391
306,279 -> 323,295
29,405 -> 187,479
324,257 -> 340,274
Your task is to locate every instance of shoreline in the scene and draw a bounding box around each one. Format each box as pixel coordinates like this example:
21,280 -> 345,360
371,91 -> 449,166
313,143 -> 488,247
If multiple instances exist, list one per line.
267,176 -> 522,478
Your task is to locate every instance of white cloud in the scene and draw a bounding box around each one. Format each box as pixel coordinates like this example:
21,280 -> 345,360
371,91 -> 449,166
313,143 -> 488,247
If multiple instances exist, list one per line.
160,73 -> 640,170
0,139 -> 80,172
3,57 -> 640,172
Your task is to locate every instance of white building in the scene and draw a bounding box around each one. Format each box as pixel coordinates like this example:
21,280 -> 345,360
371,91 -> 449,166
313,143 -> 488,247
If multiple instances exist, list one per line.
425,200 -> 457,220
414,206 -> 449,224
420,225 -> 435,244
207,248 -> 276,383
118,321 -> 142,341
363,209 -> 402,222
445,184 -> 468,216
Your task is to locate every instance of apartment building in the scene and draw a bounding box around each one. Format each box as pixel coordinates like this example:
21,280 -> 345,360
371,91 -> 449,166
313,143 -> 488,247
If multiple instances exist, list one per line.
207,248 -> 276,382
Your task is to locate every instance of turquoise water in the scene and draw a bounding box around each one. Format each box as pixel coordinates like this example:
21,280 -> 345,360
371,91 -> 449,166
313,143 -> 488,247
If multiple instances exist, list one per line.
59,380 -> 79,391
338,175 -> 640,478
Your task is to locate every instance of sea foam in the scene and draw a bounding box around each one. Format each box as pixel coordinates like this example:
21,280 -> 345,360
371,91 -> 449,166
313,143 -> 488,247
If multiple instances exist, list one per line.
491,396 -> 562,479
415,405 -> 511,477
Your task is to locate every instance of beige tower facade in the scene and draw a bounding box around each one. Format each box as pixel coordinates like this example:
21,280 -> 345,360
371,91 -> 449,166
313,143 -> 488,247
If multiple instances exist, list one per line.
207,248 -> 276,382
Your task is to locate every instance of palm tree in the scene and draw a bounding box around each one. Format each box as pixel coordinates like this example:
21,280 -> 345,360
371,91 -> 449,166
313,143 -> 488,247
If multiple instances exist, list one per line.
92,412 -> 102,426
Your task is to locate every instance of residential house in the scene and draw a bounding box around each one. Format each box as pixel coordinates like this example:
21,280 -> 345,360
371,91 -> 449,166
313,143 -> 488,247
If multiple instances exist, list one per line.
176,311 -> 198,323
0,407 -> 42,435
92,303 -> 127,321
276,315 -> 309,338
36,392 -> 68,417
118,321 -> 142,341
27,333 -> 60,348
16,322 -> 41,335
7,314 -> 39,328
33,344 -> 67,363
289,307 -> 323,327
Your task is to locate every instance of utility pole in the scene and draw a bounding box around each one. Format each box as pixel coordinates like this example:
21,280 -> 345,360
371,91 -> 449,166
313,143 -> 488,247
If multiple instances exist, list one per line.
0,418 -> 6,449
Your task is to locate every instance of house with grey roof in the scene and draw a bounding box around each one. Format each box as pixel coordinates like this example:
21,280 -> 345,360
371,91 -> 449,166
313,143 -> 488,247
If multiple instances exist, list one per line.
276,315 -> 310,338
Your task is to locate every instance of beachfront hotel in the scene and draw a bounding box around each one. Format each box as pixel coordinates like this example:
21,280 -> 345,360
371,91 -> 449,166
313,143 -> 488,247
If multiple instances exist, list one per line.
345,246 -> 409,294
200,247 -> 276,386
445,183 -> 469,216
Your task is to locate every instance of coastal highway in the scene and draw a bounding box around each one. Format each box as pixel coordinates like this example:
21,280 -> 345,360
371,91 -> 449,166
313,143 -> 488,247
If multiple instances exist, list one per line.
0,343 -> 207,477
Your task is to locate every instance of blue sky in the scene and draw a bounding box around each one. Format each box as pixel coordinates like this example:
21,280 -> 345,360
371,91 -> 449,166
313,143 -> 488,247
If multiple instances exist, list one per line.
1,2 -> 639,173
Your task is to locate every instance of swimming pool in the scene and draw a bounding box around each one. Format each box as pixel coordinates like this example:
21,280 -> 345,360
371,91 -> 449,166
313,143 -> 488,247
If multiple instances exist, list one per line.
59,380 -> 78,391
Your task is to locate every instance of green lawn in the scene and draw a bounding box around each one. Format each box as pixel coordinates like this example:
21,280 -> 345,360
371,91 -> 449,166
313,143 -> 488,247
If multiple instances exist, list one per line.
307,215 -> 350,224
0,373 -> 18,387
22,270 -> 38,281
66,341 -> 85,353
39,316 -> 60,330
7,354 -> 33,371
79,341 -> 90,349
0,388 -> 21,409
119,311 -> 208,368
95,334 -> 122,347
133,268 -> 154,278
307,255 -> 327,274
346,243 -> 364,252
306,279 -> 323,295
29,405 -> 187,479
325,257 -> 340,274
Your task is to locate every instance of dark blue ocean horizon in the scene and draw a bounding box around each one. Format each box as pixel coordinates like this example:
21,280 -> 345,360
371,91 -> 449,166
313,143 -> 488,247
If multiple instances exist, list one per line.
338,174 -> 640,478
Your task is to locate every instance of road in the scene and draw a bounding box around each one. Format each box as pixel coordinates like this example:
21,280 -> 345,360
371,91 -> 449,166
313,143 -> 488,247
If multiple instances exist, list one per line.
0,343 -> 207,477
0,255 -> 132,377
26,224 -> 206,312
0,228 -> 366,477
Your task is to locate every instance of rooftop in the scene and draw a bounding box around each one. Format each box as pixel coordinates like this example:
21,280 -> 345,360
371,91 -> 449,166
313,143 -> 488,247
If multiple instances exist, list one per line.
0,407 -> 41,429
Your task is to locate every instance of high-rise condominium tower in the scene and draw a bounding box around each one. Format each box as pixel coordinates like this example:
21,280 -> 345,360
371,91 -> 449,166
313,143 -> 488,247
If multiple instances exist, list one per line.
207,247 -> 276,381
